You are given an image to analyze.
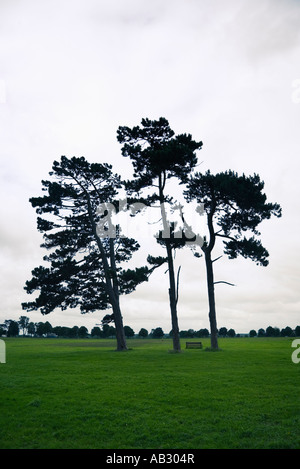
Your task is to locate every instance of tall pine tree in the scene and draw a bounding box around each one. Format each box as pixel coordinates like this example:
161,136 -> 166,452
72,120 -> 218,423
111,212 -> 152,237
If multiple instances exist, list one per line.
185,170 -> 282,349
22,156 -> 155,351
117,118 -> 203,351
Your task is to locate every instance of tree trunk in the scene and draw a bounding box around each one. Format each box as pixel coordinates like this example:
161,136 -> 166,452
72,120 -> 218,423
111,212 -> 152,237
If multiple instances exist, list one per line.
86,194 -> 128,351
204,250 -> 219,350
108,237 -> 128,351
159,173 -> 181,352
166,242 -> 181,352
111,298 -> 128,351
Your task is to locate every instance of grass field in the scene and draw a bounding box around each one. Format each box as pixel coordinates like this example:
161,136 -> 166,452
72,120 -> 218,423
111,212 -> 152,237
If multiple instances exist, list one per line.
0,337 -> 299,449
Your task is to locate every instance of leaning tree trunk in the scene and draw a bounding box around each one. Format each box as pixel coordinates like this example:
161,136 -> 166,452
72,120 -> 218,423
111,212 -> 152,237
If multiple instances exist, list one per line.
204,250 -> 219,350
87,194 -> 128,351
111,297 -> 128,351
109,238 -> 128,351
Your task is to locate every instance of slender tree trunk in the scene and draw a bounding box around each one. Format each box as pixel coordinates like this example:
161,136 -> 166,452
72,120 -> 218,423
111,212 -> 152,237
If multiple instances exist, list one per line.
111,298 -> 128,351
202,195 -> 218,350
159,173 -> 181,352
166,242 -> 181,352
204,249 -> 219,350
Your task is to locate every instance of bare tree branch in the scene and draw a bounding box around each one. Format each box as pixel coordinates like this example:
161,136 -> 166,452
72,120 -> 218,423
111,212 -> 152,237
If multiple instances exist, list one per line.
175,265 -> 181,306
214,281 -> 235,286
212,255 -> 223,263
215,233 -> 236,242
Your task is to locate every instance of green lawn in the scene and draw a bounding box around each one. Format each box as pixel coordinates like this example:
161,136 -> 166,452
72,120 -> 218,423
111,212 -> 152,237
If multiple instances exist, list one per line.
0,337 -> 299,449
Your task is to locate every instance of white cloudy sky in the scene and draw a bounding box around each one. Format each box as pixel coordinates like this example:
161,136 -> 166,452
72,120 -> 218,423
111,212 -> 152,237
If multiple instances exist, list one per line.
0,0 -> 299,335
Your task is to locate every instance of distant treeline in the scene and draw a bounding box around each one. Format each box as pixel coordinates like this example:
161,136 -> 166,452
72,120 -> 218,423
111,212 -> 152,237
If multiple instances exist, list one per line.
1,317 -> 299,339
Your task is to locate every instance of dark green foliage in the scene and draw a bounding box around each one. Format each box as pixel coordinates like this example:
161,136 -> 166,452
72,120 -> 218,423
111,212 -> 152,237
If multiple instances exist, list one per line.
219,327 -> 228,338
117,117 -> 202,216
7,320 -> 19,337
151,327 -> 164,338
78,326 -> 88,338
266,326 -> 280,337
117,267 -> 151,294
196,328 -> 210,338
102,324 -> 116,338
36,321 -> 52,336
18,316 -> 29,335
91,326 -> 101,338
117,117 -> 202,187
186,170 -> 282,265
280,326 -> 293,337
138,328 -> 148,338
124,326 -> 135,338
224,236 -> 269,266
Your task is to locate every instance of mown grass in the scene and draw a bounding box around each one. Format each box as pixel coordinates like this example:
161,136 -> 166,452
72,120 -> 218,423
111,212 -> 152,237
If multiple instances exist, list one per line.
0,337 -> 299,449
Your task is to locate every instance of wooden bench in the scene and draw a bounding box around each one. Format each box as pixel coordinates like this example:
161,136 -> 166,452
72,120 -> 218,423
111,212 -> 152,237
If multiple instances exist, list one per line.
186,341 -> 202,349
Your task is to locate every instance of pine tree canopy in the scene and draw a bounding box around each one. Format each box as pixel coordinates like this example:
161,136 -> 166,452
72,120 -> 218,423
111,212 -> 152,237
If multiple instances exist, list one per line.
185,170 -> 282,266
117,117 -> 203,194
22,156 -> 154,316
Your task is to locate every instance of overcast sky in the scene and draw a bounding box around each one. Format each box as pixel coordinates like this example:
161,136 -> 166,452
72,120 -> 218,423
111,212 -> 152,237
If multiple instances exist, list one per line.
0,0 -> 299,335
